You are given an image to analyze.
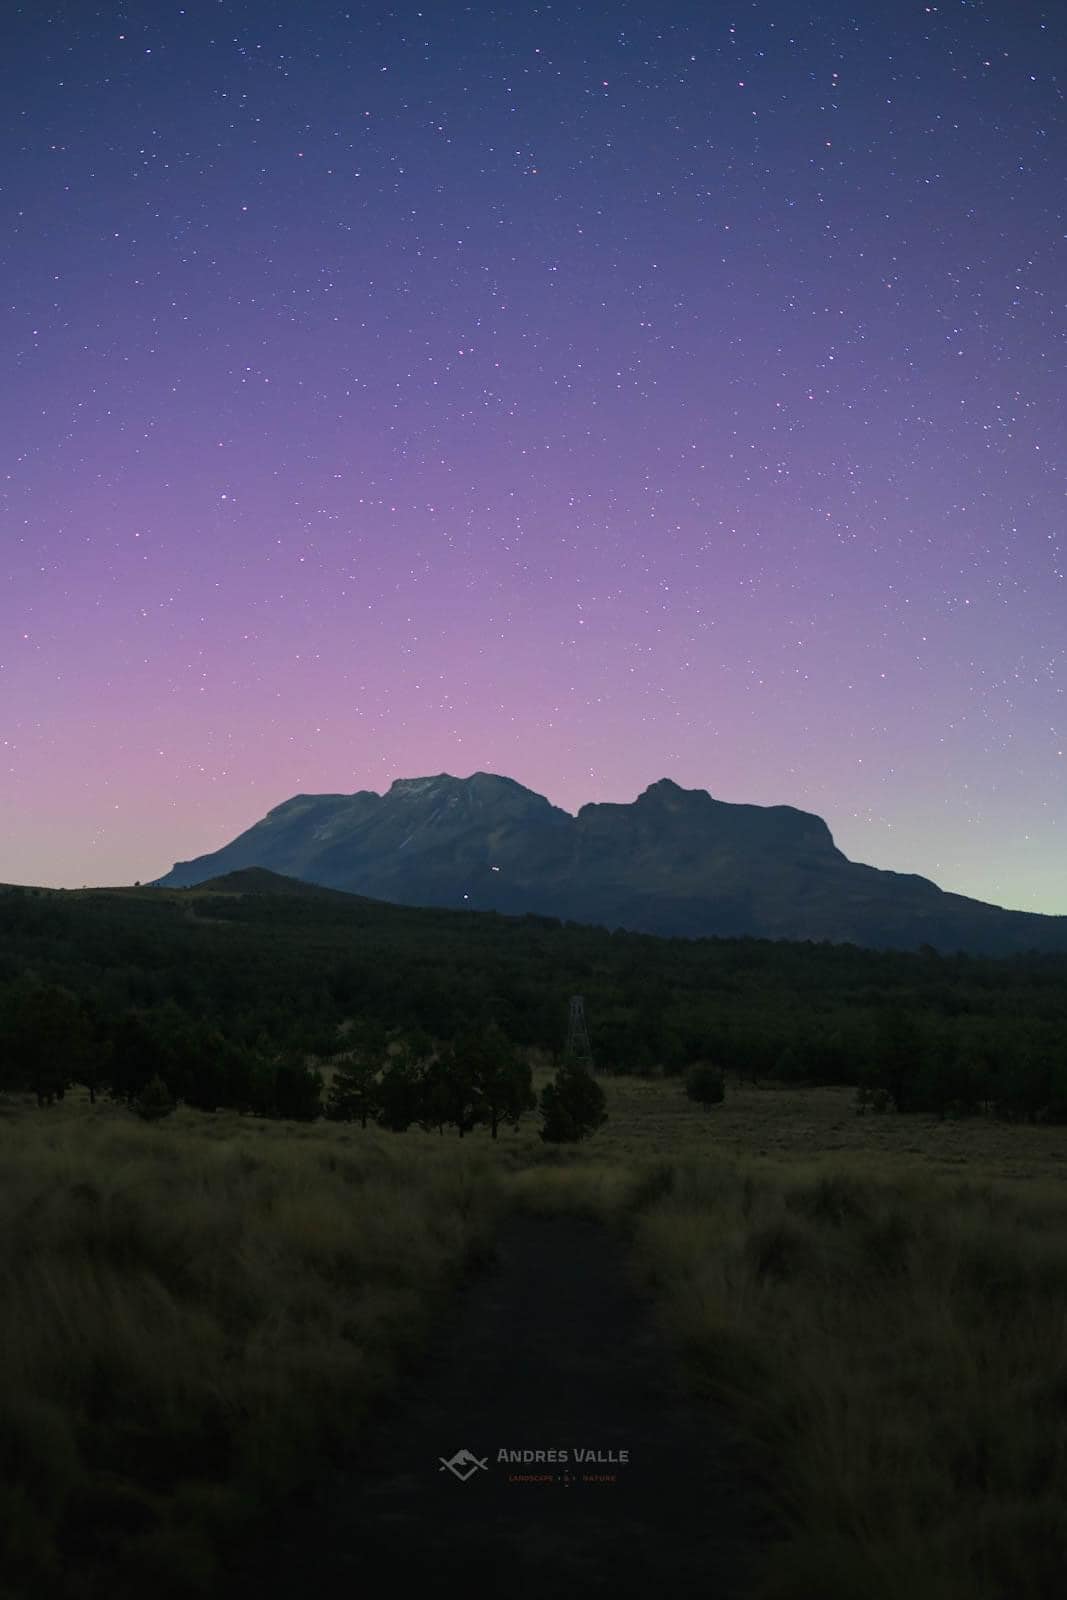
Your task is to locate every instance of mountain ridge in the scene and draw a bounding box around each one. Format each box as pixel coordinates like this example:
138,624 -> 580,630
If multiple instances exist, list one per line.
154,772 -> 1067,955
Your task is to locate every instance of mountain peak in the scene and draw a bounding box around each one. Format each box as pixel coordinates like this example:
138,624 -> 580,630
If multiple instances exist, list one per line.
636,778 -> 711,805
385,771 -> 557,813
386,773 -> 456,797
387,770 -> 527,792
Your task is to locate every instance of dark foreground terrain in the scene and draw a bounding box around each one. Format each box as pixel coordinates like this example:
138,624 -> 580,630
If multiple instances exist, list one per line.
233,1211 -> 779,1599
6,1092 -> 1065,1600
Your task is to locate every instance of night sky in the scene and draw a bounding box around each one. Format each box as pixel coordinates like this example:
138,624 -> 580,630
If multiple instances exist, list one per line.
3,3 -> 1064,911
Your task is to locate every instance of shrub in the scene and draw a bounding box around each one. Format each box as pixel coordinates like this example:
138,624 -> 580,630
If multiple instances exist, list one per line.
685,1061 -> 725,1109
132,1075 -> 174,1121
539,1065 -> 608,1143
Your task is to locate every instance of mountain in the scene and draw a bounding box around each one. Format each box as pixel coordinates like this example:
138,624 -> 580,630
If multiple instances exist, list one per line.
154,773 -> 1067,955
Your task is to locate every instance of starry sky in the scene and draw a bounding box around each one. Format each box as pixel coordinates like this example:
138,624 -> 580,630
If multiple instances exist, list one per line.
2,2 -> 1064,911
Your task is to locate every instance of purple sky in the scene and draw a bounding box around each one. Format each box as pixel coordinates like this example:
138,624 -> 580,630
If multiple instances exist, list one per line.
3,2 -> 1064,911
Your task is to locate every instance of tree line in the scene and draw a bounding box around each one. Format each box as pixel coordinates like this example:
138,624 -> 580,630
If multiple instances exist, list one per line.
0,978 -> 607,1141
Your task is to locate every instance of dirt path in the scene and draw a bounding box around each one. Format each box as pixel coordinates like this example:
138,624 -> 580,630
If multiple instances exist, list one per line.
235,1212 -> 780,1598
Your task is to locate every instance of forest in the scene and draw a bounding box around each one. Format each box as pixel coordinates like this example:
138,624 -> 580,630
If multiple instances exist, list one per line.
2,874 -> 1065,1125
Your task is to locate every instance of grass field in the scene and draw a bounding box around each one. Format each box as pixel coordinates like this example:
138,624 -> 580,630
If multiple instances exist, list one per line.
0,1099 -> 500,1599
2,1075 -> 1066,1598
546,1071 -> 1067,1180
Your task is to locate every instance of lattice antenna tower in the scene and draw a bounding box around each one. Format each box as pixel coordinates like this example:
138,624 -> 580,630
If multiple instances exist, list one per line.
564,995 -> 595,1073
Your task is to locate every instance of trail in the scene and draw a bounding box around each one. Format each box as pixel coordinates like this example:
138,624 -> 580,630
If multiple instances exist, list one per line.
235,1212 -> 779,1598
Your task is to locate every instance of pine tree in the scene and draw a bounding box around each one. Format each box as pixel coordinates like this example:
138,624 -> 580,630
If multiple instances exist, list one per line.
539,1063 -> 607,1143
326,1057 -> 381,1126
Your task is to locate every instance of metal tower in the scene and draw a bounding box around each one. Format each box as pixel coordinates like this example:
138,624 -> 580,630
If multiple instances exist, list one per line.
564,995 -> 595,1073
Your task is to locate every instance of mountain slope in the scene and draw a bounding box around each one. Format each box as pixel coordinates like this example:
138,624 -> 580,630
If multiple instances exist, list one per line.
154,773 -> 1067,955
